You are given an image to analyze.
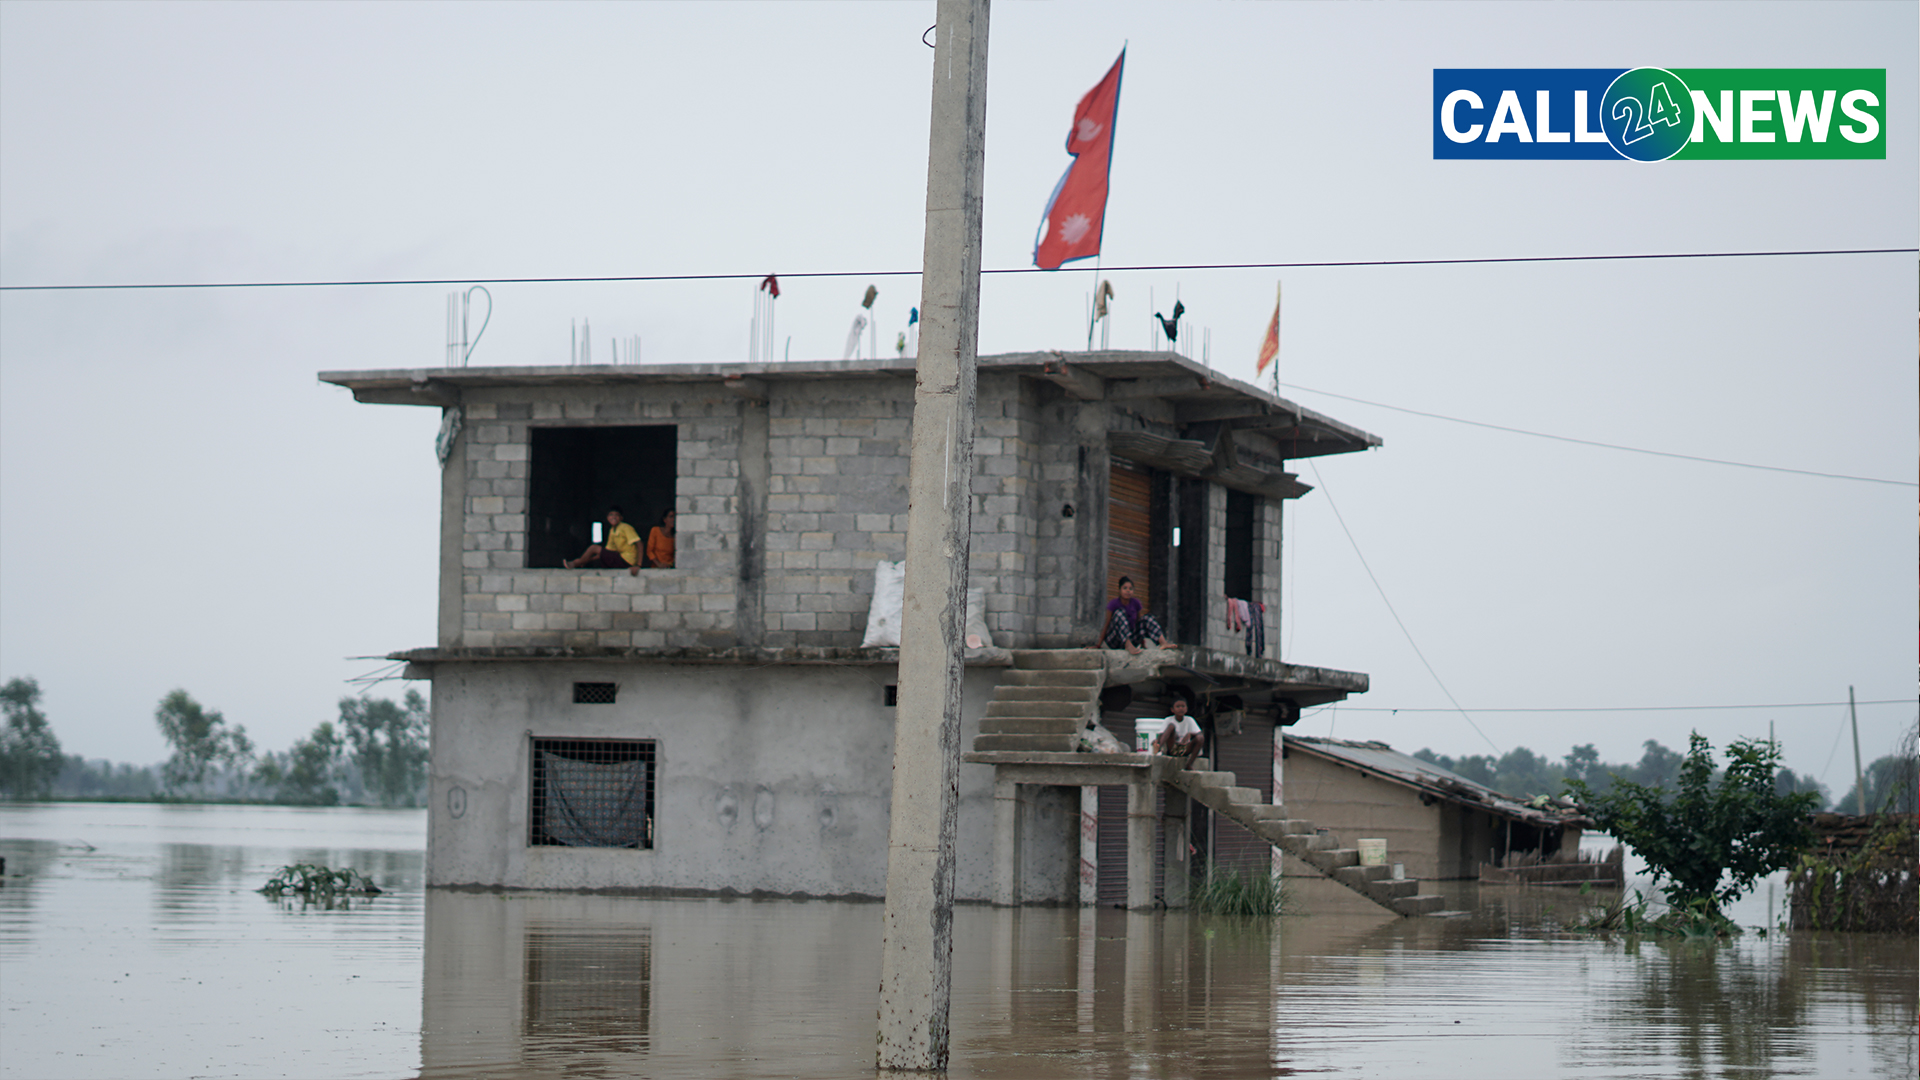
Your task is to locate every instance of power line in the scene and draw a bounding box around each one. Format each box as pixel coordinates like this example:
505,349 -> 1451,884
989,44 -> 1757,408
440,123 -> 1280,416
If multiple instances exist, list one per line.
1323,699 -> 1909,714
1286,383 -> 1917,488
1305,459 -> 1501,755
0,246 -> 1909,292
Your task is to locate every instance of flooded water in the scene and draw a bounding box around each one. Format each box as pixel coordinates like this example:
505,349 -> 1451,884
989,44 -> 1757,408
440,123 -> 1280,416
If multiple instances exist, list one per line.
2,803 -> 1913,1079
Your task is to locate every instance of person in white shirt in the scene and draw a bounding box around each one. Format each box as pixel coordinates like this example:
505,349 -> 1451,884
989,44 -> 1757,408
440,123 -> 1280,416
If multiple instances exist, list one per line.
1150,696 -> 1204,768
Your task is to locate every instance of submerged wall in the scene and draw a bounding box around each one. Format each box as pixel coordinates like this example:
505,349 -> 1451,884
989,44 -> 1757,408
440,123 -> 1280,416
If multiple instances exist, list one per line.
1281,752 -> 1448,880
423,660 -> 1078,903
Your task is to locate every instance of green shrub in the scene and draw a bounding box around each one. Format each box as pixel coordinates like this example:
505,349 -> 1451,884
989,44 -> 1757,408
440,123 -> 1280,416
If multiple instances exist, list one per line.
1189,867 -> 1288,917
1567,732 -> 1816,915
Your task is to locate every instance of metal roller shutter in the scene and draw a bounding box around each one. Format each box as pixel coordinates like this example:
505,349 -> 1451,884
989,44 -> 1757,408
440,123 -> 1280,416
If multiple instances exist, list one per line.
1107,462 -> 1153,613
1209,715 -> 1276,877
1094,703 -> 1170,907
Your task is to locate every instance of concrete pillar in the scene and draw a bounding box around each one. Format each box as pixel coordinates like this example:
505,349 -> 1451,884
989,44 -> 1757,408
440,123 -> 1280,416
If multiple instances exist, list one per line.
1272,725 -> 1285,876
1161,786 -> 1189,909
876,0 -> 989,1071
1126,778 -> 1155,910
437,402 -> 467,648
1071,410 -> 1111,644
1078,784 -> 1099,905
991,776 -> 1021,906
734,396 -> 769,647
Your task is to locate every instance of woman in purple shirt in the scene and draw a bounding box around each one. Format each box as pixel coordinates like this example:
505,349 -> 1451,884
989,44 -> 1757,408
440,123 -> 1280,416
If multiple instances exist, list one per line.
1094,576 -> 1169,654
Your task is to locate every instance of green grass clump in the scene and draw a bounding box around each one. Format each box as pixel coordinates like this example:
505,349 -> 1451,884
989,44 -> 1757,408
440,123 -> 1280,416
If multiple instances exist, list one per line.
258,863 -> 381,899
1189,867 -> 1289,917
1571,888 -> 1738,938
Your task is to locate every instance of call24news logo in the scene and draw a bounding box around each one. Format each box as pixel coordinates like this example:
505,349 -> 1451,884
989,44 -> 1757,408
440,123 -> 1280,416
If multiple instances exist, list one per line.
1433,68 -> 1886,160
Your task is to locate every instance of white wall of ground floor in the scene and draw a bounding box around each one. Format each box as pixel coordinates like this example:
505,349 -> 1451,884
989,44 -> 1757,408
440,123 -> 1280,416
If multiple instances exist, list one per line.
422,661 -> 1079,902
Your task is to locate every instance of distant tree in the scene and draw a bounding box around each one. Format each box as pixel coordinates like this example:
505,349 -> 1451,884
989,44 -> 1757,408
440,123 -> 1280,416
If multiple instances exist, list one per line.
338,691 -> 428,807
1563,744 -> 1601,784
1772,767 -> 1829,811
1412,748 -> 1450,768
154,690 -> 253,795
1494,746 -> 1563,798
1,677 -> 64,799
256,721 -> 346,805
1569,732 -> 1817,914
54,755 -> 161,799
1448,754 -> 1497,787
1628,739 -> 1684,789
1836,750 -> 1920,816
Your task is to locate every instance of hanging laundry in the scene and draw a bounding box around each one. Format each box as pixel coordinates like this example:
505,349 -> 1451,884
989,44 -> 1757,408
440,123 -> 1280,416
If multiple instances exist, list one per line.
1224,597 -> 1265,658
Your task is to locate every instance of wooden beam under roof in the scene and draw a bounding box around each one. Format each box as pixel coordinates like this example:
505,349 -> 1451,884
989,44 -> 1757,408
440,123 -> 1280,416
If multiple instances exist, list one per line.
1036,358 -> 1105,401
1105,374 -> 1214,401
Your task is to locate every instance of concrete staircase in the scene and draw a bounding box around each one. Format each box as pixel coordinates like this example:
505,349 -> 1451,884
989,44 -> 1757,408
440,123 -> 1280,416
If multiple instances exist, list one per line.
970,650 -> 1105,754
1164,767 -> 1448,917
968,649 -> 1445,916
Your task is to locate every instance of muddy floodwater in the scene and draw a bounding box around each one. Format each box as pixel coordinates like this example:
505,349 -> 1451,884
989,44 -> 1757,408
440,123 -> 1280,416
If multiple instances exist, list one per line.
1,803 -> 1912,1079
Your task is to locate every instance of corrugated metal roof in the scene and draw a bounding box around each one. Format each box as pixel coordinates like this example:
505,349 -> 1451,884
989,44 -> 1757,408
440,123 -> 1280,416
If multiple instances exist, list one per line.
1287,735 -> 1588,827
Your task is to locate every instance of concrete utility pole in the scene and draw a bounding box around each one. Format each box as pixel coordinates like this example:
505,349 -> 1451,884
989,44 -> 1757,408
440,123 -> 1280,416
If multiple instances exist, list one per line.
1849,685 -> 1865,815
876,0 -> 988,1072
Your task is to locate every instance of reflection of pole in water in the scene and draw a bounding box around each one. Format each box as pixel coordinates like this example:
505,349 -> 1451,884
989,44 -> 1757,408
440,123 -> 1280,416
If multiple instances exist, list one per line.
1076,906 -> 1096,1031
1123,909 -> 1152,1033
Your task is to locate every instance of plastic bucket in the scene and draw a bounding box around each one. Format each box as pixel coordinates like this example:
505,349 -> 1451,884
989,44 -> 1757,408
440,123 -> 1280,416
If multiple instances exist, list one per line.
1357,839 -> 1388,866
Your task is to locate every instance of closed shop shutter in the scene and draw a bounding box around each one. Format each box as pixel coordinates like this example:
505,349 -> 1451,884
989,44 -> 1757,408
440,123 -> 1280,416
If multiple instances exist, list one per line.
1094,703 -> 1170,907
1210,715 -> 1276,876
1108,462 -> 1153,613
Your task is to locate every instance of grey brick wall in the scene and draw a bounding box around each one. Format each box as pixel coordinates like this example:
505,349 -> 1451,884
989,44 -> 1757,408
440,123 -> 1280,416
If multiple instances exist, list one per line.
761,376 -> 914,648
438,373 -> 1291,654
452,389 -> 741,650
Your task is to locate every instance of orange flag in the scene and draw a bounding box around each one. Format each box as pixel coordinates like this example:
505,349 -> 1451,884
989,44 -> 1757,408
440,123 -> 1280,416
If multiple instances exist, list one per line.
1256,283 -> 1281,377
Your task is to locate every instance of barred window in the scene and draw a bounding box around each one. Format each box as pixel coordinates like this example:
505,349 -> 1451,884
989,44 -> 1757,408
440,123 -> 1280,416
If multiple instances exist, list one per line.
530,737 -> 655,849
573,682 -> 618,704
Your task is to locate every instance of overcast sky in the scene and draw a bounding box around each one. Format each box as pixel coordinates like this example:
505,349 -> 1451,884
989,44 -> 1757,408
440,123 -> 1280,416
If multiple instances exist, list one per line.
2,1 -> 1912,798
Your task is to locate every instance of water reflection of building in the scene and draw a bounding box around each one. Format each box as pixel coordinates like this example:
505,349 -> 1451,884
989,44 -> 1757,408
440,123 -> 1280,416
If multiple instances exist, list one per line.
325,353 -> 1410,905
421,893 -> 653,1077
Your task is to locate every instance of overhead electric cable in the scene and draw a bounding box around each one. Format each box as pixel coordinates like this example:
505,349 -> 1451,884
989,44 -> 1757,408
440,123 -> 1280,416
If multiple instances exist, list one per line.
1328,699 -> 1907,714
1,246 -> 1909,292
1285,383 -> 1917,488
1306,459 -> 1501,755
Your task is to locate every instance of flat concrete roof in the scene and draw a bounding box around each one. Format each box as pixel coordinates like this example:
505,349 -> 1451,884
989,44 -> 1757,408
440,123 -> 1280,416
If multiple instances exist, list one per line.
390,643 -> 1366,707
319,350 -> 1382,459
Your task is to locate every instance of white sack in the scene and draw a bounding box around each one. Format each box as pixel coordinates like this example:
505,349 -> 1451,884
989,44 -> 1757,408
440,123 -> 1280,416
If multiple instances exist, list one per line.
860,561 -> 996,649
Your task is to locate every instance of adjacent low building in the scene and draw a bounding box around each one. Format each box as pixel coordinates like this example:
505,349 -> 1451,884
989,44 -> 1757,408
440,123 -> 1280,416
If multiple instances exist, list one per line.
1280,736 -> 1588,880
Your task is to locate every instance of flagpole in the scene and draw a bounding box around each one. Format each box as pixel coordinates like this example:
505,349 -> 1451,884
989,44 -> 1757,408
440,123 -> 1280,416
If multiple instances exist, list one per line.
1273,281 -> 1282,396
1085,257 -> 1101,351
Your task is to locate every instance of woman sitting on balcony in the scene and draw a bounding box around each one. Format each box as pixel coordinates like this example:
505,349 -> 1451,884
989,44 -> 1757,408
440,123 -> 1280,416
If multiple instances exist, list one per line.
1093,576 -> 1170,654
645,509 -> 676,569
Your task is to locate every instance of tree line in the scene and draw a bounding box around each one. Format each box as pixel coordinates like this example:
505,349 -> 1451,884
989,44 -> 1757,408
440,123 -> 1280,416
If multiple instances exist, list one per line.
1411,736 -> 1913,815
0,676 -> 428,807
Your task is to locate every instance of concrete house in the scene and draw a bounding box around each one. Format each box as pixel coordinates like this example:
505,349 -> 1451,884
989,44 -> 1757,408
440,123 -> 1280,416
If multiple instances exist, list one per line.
323,350 -> 1404,907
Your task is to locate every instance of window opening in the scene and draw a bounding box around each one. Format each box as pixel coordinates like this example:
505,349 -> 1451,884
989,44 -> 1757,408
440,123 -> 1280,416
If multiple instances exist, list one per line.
529,737 -> 655,848
528,426 -> 677,569
573,682 -> 618,704
1173,476 -> 1208,643
1224,489 -> 1257,601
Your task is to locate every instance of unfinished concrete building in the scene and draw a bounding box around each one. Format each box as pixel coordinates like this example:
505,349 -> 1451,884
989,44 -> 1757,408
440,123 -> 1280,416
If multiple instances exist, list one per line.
324,350 -> 1464,913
